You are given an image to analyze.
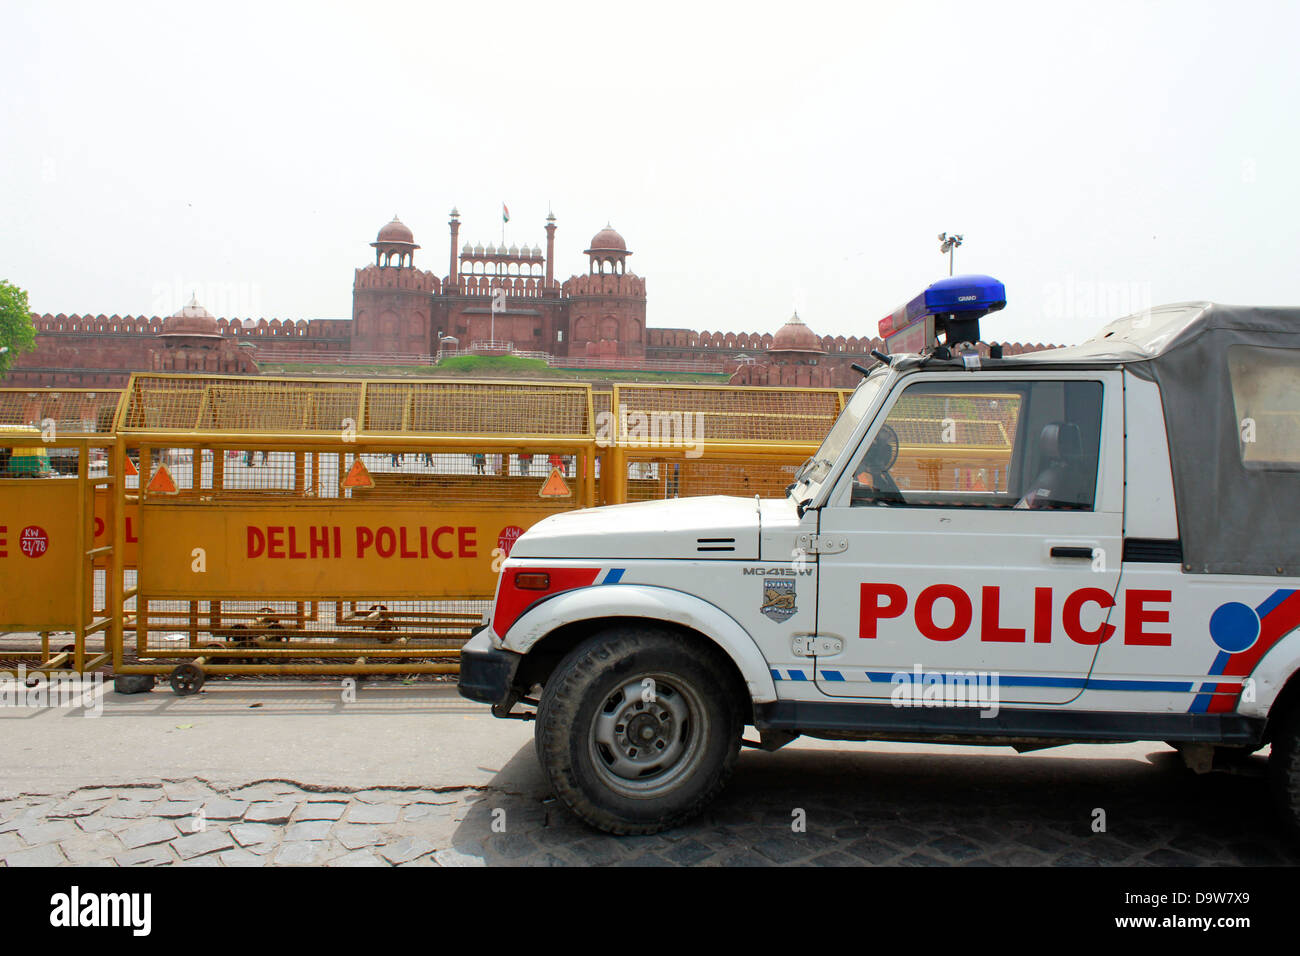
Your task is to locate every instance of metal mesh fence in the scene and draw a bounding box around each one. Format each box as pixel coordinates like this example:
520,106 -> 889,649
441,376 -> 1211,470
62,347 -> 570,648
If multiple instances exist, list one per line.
120,375 -> 594,437
121,377 -> 360,432
624,457 -> 802,501
364,381 -> 591,436
137,597 -> 489,658
0,388 -> 122,435
612,385 -> 841,444
198,382 -> 362,433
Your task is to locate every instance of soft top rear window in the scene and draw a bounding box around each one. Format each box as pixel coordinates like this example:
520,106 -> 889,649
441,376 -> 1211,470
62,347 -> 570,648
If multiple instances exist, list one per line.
1227,345 -> 1300,470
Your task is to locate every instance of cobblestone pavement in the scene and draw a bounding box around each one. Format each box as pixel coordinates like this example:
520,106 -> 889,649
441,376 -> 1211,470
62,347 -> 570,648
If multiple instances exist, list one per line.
2,744 -> 1298,866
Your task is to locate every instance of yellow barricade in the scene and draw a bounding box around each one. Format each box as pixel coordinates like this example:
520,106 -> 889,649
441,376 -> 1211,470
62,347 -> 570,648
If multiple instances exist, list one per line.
605,383 -> 846,503
0,387 -> 124,675
107,374 -> 600,687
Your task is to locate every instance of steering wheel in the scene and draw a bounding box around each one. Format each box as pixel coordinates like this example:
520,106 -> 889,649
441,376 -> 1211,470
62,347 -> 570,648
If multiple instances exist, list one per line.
862,425 -> 899,473
854,425 -> 904,505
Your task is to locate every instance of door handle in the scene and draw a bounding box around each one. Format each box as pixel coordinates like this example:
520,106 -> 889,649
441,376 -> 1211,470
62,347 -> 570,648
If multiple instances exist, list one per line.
1050,546 -> 1094,559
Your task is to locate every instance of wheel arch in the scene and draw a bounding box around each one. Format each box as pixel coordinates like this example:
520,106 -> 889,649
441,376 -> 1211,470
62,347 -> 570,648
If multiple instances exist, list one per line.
1245,628 -> 1300,734
505,584 -> 777,707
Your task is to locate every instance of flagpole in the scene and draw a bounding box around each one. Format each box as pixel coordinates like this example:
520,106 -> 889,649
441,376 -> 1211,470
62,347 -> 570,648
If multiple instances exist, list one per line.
497,203 -> 507,347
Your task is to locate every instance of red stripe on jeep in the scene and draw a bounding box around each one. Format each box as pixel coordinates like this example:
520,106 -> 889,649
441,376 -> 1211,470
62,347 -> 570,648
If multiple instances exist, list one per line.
491,567 -> 601,639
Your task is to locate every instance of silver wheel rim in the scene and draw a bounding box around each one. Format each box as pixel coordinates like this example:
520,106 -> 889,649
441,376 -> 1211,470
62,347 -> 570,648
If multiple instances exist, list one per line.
587,672 -> 708,798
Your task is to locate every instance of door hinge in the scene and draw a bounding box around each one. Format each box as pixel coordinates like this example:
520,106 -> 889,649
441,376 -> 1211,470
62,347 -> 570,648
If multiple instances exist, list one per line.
791,635 -> 843,658
796,533 -> 848,555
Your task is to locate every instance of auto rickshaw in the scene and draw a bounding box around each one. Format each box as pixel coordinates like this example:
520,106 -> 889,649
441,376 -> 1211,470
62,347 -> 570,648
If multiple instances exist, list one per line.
0,425 -> 53,477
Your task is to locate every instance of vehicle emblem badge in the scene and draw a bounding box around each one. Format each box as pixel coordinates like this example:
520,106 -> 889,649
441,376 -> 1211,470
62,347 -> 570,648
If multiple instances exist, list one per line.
761,578 -> 798,622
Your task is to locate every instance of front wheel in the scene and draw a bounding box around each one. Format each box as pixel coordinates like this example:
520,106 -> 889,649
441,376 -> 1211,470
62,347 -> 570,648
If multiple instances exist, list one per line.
536,626 -> 744,835
1269,706 -> 1300,843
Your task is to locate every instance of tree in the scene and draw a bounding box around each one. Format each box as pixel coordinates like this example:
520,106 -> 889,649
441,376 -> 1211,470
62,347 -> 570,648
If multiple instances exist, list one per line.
0,280 -> 36,380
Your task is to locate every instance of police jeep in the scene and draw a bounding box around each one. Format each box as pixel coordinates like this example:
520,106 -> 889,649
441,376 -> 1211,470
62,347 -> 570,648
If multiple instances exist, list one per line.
459,276 -> 1300,837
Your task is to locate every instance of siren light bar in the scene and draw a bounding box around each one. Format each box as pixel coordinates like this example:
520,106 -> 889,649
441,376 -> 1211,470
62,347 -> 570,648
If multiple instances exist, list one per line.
879,274 -> 1007,353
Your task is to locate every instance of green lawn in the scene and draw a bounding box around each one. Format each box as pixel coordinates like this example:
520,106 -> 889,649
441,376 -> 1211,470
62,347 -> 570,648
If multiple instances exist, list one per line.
256,353 -> 729,384
436,355 -> 550,375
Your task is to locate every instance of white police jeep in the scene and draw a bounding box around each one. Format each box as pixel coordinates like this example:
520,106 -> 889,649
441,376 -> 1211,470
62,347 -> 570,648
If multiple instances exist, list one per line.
460,281 -> 1300,837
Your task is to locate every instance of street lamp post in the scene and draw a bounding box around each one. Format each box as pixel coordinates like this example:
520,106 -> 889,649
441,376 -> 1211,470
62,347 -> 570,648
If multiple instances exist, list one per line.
938,232 -> 963,276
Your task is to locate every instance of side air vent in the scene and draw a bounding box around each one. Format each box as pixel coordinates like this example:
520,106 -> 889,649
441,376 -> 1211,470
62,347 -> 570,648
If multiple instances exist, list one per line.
697,537 -> 736,553
1122,538 -> 1184,564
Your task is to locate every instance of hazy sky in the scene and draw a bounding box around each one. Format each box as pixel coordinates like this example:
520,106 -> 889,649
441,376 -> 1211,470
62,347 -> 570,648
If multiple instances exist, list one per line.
3,0 -> 1298,347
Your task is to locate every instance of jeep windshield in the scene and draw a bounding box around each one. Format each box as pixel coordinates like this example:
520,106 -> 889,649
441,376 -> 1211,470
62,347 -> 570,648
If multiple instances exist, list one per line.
789,366 -> 892,508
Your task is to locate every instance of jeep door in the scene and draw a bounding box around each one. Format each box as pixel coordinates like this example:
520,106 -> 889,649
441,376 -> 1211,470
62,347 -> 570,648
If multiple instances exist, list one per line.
811,371 -> 1124,706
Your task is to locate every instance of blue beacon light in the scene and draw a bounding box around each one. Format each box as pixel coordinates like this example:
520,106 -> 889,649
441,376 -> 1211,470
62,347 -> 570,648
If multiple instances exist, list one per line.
878,274 -> 1007,354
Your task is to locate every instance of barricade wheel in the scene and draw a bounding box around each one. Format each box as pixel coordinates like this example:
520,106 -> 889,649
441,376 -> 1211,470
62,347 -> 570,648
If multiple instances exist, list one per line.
368,605 -> 398,643
256,607 -> 289,643
228,626 -> 252,665
170,663 -> 205,696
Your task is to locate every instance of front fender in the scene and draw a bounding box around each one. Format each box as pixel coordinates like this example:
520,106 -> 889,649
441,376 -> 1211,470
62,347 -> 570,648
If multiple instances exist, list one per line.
504,583 -> 777,704
1241,626 -> 1300,719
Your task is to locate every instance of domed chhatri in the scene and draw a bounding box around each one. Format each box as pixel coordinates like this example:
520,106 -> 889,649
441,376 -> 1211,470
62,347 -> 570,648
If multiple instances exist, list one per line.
376,216 -> 415,245
371,216 -> 420,267
586,224 -> 627,252
161,294 -> 221,337
584,223 -> 632,275
769,311 -> 825,353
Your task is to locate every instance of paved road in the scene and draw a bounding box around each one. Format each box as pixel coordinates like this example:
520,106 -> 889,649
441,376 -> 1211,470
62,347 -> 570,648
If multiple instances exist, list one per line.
0,682 -> 1296,866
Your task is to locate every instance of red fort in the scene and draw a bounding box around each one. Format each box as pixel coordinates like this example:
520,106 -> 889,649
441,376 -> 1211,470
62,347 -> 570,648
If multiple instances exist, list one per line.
6,212 -> 1047,389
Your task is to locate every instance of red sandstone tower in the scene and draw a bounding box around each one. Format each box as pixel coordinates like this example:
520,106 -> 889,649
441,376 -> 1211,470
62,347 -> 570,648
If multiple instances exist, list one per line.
350,217 -> 441,355
562,224 -> 647,361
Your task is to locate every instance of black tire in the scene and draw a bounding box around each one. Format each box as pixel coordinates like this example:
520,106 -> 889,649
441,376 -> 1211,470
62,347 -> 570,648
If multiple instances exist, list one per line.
169,663 -> 205,697
535,625 -> 744,835
113,674 -> 156,695
1268,706 -> 1300,843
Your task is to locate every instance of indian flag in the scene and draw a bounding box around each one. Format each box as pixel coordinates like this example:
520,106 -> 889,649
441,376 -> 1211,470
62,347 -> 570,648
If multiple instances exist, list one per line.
502,203 -> 510,224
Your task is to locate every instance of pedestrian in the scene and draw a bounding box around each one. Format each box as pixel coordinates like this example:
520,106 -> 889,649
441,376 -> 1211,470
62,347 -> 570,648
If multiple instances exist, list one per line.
472,452 -> 486,475
518,452 -> 533,475
549,452 -> 563,476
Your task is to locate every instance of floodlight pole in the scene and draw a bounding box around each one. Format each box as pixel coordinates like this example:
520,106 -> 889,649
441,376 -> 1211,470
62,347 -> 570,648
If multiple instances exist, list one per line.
938,232 -> 963,276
